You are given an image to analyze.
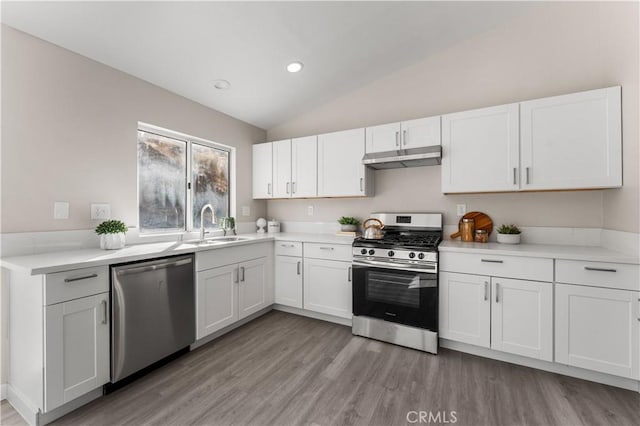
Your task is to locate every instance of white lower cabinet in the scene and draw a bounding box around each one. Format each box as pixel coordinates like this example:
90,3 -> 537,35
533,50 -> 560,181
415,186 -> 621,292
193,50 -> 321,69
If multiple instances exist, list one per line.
44,292 -> 110,412
555,283 -> 639,379
439,272 -> 553,361
196,255 -> 270,340
275,255 -> 303,308
303,258 -> 352,319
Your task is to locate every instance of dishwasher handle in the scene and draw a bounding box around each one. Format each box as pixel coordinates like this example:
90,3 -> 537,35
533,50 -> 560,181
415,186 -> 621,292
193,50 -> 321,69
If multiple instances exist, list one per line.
116,257 -> 193,276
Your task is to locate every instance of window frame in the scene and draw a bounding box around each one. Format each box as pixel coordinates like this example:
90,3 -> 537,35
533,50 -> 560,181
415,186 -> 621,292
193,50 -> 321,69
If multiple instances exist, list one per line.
137,122 -> 235,236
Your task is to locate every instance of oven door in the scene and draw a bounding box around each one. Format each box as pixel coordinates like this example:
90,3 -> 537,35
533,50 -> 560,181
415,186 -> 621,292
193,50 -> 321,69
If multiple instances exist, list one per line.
352,259 -> 437,331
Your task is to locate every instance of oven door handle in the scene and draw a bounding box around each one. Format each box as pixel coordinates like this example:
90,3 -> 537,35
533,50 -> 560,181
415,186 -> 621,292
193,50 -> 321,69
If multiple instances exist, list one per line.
352,259 -> 438,274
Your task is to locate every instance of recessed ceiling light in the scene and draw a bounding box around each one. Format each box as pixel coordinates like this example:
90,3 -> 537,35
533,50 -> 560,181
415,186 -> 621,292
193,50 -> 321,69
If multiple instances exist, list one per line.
213,79 -> 231,90
287,61 -> 304,73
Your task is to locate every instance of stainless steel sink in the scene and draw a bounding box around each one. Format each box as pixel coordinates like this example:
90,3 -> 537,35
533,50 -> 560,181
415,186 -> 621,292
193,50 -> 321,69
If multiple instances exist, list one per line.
189,236 -> 250,245
209,236 -> 250,242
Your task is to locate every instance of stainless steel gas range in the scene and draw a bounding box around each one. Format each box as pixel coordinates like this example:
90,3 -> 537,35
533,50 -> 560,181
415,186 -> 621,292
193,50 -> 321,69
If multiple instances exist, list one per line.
351,212 -> 442,354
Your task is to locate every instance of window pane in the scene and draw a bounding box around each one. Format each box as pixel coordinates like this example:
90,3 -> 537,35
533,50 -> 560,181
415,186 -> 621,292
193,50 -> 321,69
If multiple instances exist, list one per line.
138,131 -> 187,233
192,143 -> 229,229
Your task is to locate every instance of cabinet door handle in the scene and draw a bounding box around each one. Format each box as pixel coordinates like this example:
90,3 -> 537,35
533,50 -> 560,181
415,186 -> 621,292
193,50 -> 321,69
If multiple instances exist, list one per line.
101,300 -> 108,324
319,247 -> 335,251
240,266 -> 245,282
297,261 -> 301,275
286,182 -> 290,194
267,183 -> 271,195
292,182 -> 296,194
359,177 -> 363,192
526,167 -> 530,185
513,168 -> 517,185
484,281 -> 489,301
395,131 -> 400,147
402,130 -> 407,146
481,259 -> 503,263
64,273 -> 98,283
495,283 -> 500,303
348,266 -> 352,282
584,266 -> 617,273
281,243 -> 295,248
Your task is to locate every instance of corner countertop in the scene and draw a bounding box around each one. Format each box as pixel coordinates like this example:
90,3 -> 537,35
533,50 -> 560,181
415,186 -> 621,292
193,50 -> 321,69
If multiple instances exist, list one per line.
0,232 -> 355,275
439,240 -> 639,265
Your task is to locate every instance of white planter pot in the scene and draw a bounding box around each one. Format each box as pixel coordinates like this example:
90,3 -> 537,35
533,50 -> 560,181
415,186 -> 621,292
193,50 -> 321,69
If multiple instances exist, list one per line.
100,233 -> 126,250
341,224 -> 358,232
497,233 -> 521,244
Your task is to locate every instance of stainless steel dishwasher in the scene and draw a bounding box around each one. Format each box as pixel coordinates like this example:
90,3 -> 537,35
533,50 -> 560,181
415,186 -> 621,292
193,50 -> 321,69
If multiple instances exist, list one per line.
110,254 -> 195,383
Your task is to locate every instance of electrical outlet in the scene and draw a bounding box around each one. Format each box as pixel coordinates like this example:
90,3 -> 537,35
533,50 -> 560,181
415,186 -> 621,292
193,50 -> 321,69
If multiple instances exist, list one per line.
307,205 -> 314,216
54,202 -> 69,219
242,206 -> 250,217
456,204 -> 467,216
91,203 -> 111,220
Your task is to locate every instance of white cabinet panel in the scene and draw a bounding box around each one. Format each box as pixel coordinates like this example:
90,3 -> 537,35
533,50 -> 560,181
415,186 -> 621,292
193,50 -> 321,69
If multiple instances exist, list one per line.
44,292 -> 109,411
291,136 -> 317,198
491,278 -> 553,361
318,128 -> 371,197
520,86 -> 621,190
238,258 -> 268,319
555,283 -> 639,379
272,139 -> 292,198
439,272 -> 490,347
303,258 -> 352,319
196,265 -> 238,339
275,255 -> 303,309
442,103 -> 520,193
401,116 -> 441,149
440,252 -> 553,283
365,122 -> 401,153
555,259 -> 639,292
252,143 -> 273,199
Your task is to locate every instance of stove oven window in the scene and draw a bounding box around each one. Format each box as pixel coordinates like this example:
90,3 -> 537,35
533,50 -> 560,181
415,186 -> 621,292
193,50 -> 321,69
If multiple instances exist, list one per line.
365,271 -> 422,308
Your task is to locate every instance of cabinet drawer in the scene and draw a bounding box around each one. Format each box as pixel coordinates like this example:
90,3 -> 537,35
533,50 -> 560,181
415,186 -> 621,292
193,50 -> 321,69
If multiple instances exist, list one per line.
275,241 -> 302,257
196,242 -> 271,271
439,252 -> 553,282
45,266 -> 109,305
556,260 -> 640,291
304,243 -> 352,262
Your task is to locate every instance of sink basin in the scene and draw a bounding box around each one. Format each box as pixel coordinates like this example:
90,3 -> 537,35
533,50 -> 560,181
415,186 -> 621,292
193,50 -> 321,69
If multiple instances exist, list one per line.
209,236 -> 251,242
190,236 -> 250,245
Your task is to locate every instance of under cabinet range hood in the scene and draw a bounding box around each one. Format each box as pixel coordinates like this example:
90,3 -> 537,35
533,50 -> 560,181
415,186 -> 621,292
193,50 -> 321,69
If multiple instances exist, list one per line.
362,145 -> 442,170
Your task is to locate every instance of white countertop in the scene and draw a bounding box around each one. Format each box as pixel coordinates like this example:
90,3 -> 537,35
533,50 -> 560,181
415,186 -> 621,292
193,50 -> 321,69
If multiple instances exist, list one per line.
439,240 -> 639,264
0,232 -> 355,275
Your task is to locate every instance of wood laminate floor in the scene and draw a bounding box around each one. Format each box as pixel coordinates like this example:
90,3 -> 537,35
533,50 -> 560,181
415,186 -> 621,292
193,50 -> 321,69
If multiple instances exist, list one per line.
2,311 -> 639,426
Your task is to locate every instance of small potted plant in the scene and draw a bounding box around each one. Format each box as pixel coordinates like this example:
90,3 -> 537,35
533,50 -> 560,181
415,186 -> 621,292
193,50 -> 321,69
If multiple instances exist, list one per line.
338,216 -> 360,232
96,219 -> 128,250
496,224 -> 521,244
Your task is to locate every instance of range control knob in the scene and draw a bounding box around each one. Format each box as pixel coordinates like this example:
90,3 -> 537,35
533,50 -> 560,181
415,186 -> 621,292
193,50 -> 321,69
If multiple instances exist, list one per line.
368,249 -> 375,255
409,252 -> 416,259
418,253 -> 425,260
360,249 -> 367,255
388,250 -> 395,257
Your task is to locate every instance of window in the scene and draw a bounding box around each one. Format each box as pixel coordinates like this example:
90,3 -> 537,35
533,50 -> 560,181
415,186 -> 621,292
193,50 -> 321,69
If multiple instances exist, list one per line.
137,124 -> 231,234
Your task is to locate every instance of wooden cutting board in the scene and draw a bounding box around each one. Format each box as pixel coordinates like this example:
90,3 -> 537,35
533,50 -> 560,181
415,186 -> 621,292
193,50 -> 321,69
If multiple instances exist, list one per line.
450,211 -> 493,239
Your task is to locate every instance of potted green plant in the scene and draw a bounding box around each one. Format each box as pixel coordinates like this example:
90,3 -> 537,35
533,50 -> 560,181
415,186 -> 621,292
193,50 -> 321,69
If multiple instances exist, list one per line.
95,219 -> 128,250
338,216 -> 360,232
496,224 -> 521,244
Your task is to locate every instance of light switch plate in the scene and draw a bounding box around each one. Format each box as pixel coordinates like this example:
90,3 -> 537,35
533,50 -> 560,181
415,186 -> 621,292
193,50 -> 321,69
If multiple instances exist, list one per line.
54,202 -> 69,219
91,203 -> 111,220
307,205 -> 314,216
456,204 -> 467,216
242,206 -> 250,217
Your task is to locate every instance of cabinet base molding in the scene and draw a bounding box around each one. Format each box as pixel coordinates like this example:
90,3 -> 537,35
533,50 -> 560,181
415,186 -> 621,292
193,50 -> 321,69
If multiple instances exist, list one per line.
273,304 -> 352,327
7,384 -> 102,426
191,306 -> 274,350
440,339 -> 640,393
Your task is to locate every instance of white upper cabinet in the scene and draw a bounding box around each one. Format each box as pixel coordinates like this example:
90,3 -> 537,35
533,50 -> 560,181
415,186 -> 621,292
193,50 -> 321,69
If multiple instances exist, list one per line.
252,142 -> 273,199
401,116 -> 441,150
291,136 -> 317,198
318,128 -> 372,197
520,86 -> 622,190
366,122 -> 401,153
365,116 -> 440,154
272,139 -> 292,198
441,103 -> 520,193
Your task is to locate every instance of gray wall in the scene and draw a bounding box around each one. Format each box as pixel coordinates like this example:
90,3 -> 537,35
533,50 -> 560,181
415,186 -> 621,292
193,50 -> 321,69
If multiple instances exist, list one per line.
1,25 -> 267,233
266,2 -> 639,233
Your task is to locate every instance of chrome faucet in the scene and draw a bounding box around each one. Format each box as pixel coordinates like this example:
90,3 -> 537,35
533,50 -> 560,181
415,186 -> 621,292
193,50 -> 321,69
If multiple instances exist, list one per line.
200,204 -> 216,241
